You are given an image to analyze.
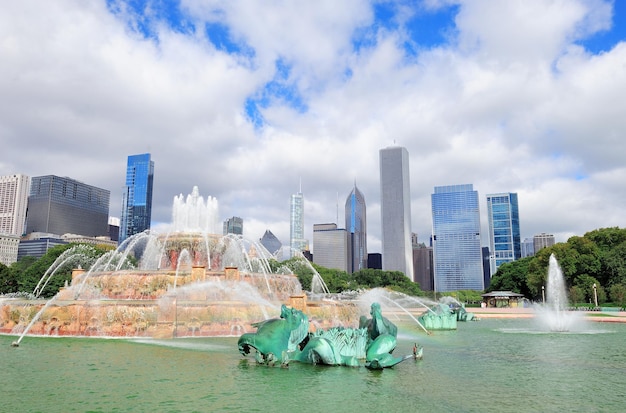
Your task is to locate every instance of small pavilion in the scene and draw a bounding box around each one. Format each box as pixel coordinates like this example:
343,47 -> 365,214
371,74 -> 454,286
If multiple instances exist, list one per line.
481,291 -> 525,308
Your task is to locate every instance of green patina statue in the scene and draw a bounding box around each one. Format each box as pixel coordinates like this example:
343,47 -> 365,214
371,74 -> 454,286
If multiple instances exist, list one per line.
238,302 -> 416,369
238,304 -> 310,366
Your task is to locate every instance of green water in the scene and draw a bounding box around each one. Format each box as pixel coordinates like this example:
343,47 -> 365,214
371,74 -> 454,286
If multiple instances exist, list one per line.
2,318 -> 625,413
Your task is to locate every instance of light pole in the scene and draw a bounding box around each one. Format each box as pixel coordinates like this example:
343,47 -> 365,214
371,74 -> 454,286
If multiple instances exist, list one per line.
542,285 -> 545,303
593,283 -> 598,308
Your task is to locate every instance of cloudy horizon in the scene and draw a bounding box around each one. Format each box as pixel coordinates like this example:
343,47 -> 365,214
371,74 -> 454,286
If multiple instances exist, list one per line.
1,0 -> 625,254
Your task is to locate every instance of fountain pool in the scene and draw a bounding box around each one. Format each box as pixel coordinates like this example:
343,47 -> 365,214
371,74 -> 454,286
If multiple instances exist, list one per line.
2,318 -> 624,412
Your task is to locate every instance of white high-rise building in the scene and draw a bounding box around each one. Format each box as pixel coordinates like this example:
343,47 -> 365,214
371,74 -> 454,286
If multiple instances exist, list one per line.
0,174 -> 30,236
313,223 -> 348,271
534,233 -> 555,252
379,146 -> 413,279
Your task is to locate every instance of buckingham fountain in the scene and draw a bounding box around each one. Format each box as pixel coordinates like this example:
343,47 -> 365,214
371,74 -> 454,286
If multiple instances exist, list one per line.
1,187 -> 362,344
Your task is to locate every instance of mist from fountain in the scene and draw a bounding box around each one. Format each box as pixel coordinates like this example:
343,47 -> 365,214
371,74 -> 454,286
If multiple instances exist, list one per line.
535,254 -> 585,332
161,280 -> 279,323
33,244 -> 97,298
358,288 -> 435,334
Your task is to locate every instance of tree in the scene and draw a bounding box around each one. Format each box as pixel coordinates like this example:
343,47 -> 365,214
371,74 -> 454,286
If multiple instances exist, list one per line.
609,284 -> 626,308
488,257 -> 533,296
272,256 -> 316,291
0,262 -> 19,294
16,244 -> 115,297
584,227 -> 626,286
526,247 -> 553,300
569,285 -> 585,306
584,227 -> 626,251
604,241 -> 626,286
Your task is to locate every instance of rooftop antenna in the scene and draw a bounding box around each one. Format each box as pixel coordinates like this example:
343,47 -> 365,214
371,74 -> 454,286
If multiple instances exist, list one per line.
336,192 -> 339,224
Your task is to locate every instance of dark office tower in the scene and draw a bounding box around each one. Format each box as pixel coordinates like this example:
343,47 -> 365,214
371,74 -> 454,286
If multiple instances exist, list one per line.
413,245 -> 434,291
482,247 -> 491,289
223,216 -> 243,235
345,183 -> 367,273
379,146 -> 413,278
120,154 -> 154,243
431,184 -> 484,292
26,175 -> 110,237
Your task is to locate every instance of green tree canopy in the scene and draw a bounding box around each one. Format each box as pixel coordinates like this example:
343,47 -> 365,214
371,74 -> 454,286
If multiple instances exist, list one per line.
488,256 -> 533,296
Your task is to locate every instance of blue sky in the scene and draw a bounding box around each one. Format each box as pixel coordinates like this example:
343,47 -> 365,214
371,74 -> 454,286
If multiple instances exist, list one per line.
2,0 -> 625,252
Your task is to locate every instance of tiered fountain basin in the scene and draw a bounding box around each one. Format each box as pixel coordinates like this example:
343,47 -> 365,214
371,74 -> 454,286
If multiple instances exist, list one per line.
1,265 -> 360,339
2,185 -> 363,342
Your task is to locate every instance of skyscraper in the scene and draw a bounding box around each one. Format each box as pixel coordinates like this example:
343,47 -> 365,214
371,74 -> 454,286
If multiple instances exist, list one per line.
379,146 -> 413,278
521,237 -> 534,258
223,216 -> 243,235
26,175 -> 110,237
413,244 -> 434,291
486,192 -> 521,274
533,233 -> 555,252
0,174 -> 30,236
431,184 -> 484,292
120,153 -> 154,243
345,183 -> 367,273
313,223 -> 348,271
260,229 -> 282,256
289,185 -> 306,255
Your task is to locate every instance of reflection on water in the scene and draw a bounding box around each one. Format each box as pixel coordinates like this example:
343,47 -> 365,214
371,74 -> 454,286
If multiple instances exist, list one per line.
2,318 -> 625,413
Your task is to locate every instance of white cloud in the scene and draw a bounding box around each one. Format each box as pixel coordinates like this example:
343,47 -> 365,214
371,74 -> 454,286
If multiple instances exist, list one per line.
0,0 -> 624,253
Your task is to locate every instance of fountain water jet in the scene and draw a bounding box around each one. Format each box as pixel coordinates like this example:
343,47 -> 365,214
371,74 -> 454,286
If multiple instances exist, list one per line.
358,288 -> 435,334
535,254 -> 585,332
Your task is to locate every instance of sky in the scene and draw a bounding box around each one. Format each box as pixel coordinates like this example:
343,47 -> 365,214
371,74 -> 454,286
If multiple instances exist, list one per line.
1,0 -> 625,254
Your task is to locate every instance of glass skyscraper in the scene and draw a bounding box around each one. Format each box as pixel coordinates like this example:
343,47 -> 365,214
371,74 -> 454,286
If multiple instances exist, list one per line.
379,146 -> 413,279
120,153 -> 154,243
223,216 -> 243,235
431,184 -> 484,292
289,187 -> 306,255
26,175 -> 110,237
345,183 -> 367,273
260,229 -> 282,256
486,192 -> 521,274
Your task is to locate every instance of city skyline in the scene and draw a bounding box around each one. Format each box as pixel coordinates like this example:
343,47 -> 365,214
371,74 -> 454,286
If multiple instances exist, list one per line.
1,1 -> 625,252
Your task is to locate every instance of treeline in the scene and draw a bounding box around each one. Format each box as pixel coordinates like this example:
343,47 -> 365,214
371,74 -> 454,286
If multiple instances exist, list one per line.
0,244 -> 118,298
271,256 -> 426,297
488,227 -> 626,307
